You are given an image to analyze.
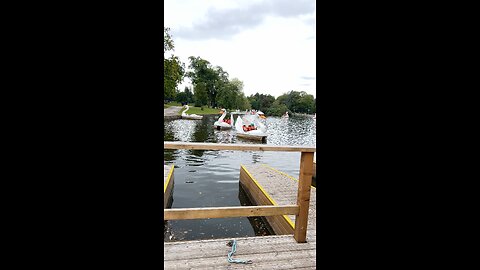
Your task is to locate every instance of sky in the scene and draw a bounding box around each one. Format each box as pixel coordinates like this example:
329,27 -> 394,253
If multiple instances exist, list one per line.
164,0 -> 316,98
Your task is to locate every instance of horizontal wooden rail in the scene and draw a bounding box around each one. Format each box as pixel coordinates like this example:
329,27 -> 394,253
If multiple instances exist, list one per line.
163,140 -> 316,243
164,205 -> 299,220
164,141 -> 316,152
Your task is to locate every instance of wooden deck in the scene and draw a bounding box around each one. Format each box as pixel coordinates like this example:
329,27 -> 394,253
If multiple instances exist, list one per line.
164,164 -> 171,186
164,164 -> 174,209
242,164 -> 316,242
164,164 -> 316,269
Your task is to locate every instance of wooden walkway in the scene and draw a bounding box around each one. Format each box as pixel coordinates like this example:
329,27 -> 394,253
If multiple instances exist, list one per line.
164,164 -> 172,187
242,164 -> 316,242
164,164 -> 316,269
164,164 -> 174,208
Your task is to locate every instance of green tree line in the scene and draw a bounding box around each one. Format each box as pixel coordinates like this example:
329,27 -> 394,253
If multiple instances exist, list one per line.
247,91 -> 316,116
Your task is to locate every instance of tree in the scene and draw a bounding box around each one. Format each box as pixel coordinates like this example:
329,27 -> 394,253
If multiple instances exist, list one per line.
296,93 -> 315,114
187,56 -> 229,107
216,82 -> 235,109
193,82 -> 208,107
164,56 -> 184,101
184,86 -> 194,103
175,91 -> 188,104
247,94 -> 260,111
237,93 -> 251,110
274,90 -> 315,114
266,100 -> 289,116
164,27 -> 185,101
248,93 -> 275,112
164,27 -> 174,53
216,78 -> 248,110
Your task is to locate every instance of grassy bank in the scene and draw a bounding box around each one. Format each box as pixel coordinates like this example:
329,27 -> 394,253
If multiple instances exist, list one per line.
164,102 -> 224,115
164,102 -> 182,109
178,105 -> 221,115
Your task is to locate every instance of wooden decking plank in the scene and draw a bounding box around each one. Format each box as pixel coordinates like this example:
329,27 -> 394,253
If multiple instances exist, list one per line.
164,164 -> 174,208
164,239 -> 316,269
242,164 -> 316,240
165,237 -> 315,260
164,164 -> 171,186
164,141 -> 316,152
164,253 -> 316,269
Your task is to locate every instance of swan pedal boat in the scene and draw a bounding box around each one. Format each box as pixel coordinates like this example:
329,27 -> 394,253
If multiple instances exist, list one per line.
236,132 -> 267,141
257,110 -> 267,119
181,105 -> 203,120
234,114 -> 267,142
213,109 -> 233,130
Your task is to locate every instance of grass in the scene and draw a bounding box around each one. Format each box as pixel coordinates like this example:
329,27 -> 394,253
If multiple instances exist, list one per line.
164,102 -> 225,115
178,105 -> 222,115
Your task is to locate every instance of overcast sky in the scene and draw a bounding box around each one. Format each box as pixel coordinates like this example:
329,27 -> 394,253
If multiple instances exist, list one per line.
164,0 -> 316,98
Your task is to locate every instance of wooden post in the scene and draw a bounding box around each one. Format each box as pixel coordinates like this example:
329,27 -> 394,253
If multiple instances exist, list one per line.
294,151 -> 314,243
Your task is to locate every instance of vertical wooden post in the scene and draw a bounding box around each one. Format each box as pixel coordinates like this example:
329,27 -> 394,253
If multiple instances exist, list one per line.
294,151 -> 314,243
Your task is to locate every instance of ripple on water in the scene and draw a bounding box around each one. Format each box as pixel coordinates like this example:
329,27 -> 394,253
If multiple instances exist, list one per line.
164,114 -> 316,241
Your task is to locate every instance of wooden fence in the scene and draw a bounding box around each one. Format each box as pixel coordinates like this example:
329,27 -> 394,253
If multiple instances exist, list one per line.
164,141 -> 316,243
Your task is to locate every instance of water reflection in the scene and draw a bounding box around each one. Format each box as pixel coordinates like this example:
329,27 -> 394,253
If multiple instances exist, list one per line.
164,114 -> 316,241
164,119 -> 198,142
164,184 -> 273,241
164,114 -> 316,146
252,152 -> 262,163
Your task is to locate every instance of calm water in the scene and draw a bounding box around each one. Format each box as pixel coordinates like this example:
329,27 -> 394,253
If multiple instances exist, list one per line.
164,114 -> 316,241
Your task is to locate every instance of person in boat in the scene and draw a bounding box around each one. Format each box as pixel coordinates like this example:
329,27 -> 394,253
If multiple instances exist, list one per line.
242,123 -> 257,132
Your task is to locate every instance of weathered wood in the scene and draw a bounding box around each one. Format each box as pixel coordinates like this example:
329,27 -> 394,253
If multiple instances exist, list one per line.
163,142 -> 318,268
294,152 -> 314,243
236,132 -> 267,141
166,250 -> 316,269
164,141 -> 316,152
163,165 -> 174,209
239,166 -> 295,235
242,164 -> 316,242
165,235 -> 316,257
164,235 -> 316,269
164,205 -> 299,220
164,165 -> 317,269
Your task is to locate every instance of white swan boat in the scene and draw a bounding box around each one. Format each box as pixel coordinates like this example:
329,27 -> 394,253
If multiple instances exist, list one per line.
213,108 -> 233,130
234,112 -> 267,142
181,105 -> 203,120
257,110 -> 266,119
282,111 -> 289,119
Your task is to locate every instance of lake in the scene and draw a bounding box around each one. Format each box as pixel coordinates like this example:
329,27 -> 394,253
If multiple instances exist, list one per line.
164,114 -> 316,241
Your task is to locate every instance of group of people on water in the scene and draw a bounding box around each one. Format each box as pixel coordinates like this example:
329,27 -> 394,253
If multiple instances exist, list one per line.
242,123 -> 258,132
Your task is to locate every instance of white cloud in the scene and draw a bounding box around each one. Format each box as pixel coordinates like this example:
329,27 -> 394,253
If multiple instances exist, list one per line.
165,0 -> 316,98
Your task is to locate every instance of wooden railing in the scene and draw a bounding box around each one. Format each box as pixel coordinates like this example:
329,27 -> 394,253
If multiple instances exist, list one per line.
164,141 -> 316,243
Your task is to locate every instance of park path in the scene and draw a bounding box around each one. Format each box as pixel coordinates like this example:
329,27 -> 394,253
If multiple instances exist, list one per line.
164,106 -> 182,117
